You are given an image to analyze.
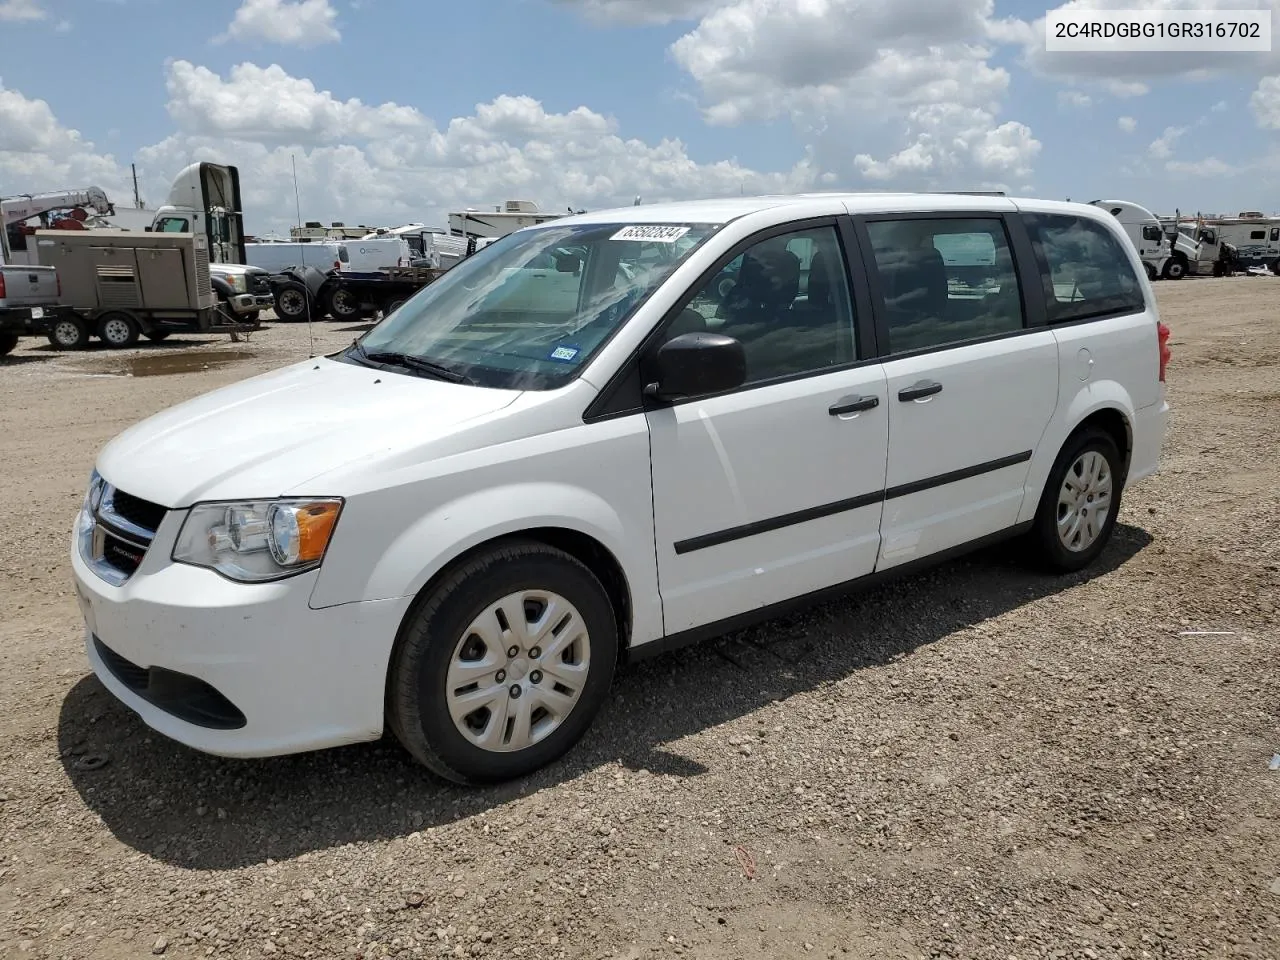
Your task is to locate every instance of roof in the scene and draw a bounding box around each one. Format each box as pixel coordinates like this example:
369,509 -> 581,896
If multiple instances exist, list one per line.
556,192 -> 1104,227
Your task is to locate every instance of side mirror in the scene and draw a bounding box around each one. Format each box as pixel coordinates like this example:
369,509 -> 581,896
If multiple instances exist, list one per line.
643,331 -> 746,402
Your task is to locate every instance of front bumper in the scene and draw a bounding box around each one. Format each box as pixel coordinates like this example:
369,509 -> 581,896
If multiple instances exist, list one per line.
227,293 -> 273,314
70,511 -> 412,758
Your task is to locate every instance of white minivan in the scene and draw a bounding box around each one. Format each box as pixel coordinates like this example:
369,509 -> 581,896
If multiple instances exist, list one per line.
70,193 -> 1171,784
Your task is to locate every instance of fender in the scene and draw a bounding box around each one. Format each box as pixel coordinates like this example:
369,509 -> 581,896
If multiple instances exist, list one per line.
307,481 -> 664,646
1016,379 -> 1136,524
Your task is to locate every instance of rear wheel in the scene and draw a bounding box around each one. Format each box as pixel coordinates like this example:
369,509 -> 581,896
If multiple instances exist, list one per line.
1027,427 -> 1124,574
326,286 -> 360,321
0,332 -> 18,356
273,281 -> 310,322
387,540 -> 618,785
384,299 -> 406,316
47,314 -> 90,350
98,312 -> 140,349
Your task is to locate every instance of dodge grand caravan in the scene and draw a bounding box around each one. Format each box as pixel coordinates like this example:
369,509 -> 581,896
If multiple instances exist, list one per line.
71,193 -> 1171,784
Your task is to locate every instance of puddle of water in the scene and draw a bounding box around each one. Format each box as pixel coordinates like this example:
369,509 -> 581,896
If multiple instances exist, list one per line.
84,350 -> 256,378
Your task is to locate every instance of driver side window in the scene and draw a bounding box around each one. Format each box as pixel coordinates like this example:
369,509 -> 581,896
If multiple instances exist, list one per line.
666,224 -> 857,386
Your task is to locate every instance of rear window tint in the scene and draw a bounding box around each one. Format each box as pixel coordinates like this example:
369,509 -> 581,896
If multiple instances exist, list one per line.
1023,213 -> 1146,324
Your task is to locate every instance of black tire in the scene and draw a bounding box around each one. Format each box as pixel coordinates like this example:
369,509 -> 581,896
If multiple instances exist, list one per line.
1027,427 -> 1124,574
1271,258 -> 1280,276
97,311 -> 140,349
47,314 -> 90,350
325,286 -> 361,321
146,329 -> 172,342
384,299 -> 406,316
386,540 -> 619,785
0,332 -> 18,356
1163,257 -> 1186,280
1143,262 -> 1157,281
273,281 -> 310,322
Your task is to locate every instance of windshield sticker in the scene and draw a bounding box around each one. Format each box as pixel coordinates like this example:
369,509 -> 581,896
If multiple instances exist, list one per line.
549,345 -> 580,362
610,225 -> 691,243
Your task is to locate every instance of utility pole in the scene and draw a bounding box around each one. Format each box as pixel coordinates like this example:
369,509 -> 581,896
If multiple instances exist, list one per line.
131,163 -> 143,209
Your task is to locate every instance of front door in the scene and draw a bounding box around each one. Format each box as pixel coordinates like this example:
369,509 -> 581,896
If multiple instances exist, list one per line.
858,214 -> 1060,569
646,221 -> 890,633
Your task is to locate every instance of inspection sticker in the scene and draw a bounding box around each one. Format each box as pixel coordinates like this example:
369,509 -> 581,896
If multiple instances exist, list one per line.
549,345 -> 580,362
610,225 -> 691,243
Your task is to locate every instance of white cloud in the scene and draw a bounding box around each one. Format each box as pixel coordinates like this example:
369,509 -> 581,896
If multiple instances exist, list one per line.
219,0 -> 341,47
554,0 -> 717,24
1058,90 -> 1091,108
0,79 -> 130,195
6,60 -> 813,235
1251,75 -> 1280,128
1147,125 -> 1187,160
659,0 -> 1039,188
164,60 -> 425,143
1117,115 -> 1137,132
0,0 -> 46,20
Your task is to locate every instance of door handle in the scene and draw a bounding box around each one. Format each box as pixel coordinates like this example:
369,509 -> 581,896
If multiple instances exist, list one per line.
829,394 -> 879,416
898,380 -> 943,402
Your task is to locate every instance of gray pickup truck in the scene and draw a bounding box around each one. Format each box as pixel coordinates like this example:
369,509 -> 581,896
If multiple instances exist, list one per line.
0,262 -> 74,356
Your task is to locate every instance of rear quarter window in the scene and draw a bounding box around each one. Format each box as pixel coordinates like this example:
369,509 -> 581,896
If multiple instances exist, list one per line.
1023,213 -> 1146,324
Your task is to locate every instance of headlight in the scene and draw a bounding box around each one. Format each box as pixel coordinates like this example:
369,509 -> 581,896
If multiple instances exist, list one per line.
172,498 -> 343,583
229,274 -> 247,293
77,469 -> 105,543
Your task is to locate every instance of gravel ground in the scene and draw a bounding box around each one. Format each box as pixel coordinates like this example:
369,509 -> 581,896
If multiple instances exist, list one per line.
1,280 -> 1277,960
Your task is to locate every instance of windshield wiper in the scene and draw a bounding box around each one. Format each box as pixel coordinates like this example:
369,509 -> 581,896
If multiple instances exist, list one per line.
349,338 -> 475,385
366,350 -> 474,385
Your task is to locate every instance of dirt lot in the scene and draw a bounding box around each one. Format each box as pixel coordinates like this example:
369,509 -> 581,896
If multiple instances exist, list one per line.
1,281 -> 1277,960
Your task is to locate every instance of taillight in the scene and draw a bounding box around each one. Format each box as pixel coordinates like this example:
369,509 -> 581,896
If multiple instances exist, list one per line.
1157,320 -> 1171,382
0,272 -> 6,299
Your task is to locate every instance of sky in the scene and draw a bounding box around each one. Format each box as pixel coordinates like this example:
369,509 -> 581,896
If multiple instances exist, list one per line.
0,0 -> 1277,235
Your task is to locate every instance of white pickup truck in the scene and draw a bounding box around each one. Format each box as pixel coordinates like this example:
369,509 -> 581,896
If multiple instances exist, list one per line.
0,261 -> 73,356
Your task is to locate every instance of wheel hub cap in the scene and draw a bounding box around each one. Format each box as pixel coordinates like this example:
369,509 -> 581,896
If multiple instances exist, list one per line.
445,589 -> 591,753
1056,450 -> 1113,553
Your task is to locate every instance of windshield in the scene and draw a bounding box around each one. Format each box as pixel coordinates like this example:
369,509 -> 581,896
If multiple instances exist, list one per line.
351,221 -> 721,389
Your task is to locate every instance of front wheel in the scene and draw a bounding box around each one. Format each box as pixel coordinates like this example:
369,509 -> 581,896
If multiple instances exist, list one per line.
387,541 -> 618,785
1163,257 -> 1187,280
1027,427 -> 1124,573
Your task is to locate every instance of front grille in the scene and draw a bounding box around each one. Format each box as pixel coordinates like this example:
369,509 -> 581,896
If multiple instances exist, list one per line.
249,273 -> 272,296
107,489 -> 167,533
81,481 -> 167,586
93,636 -> 247,730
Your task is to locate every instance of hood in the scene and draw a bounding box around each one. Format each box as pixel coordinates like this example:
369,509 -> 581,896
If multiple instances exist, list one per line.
209,263 -> 267,277
96,357 -> 521,507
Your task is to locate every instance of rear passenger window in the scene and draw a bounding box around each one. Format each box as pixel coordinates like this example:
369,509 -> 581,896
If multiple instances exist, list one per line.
673,224 -> 858,385
1023,214 -> 1145,324
865,218 -> 1024,355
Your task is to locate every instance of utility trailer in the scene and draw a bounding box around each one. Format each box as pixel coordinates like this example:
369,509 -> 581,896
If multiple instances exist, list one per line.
30,228 -> 260,349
